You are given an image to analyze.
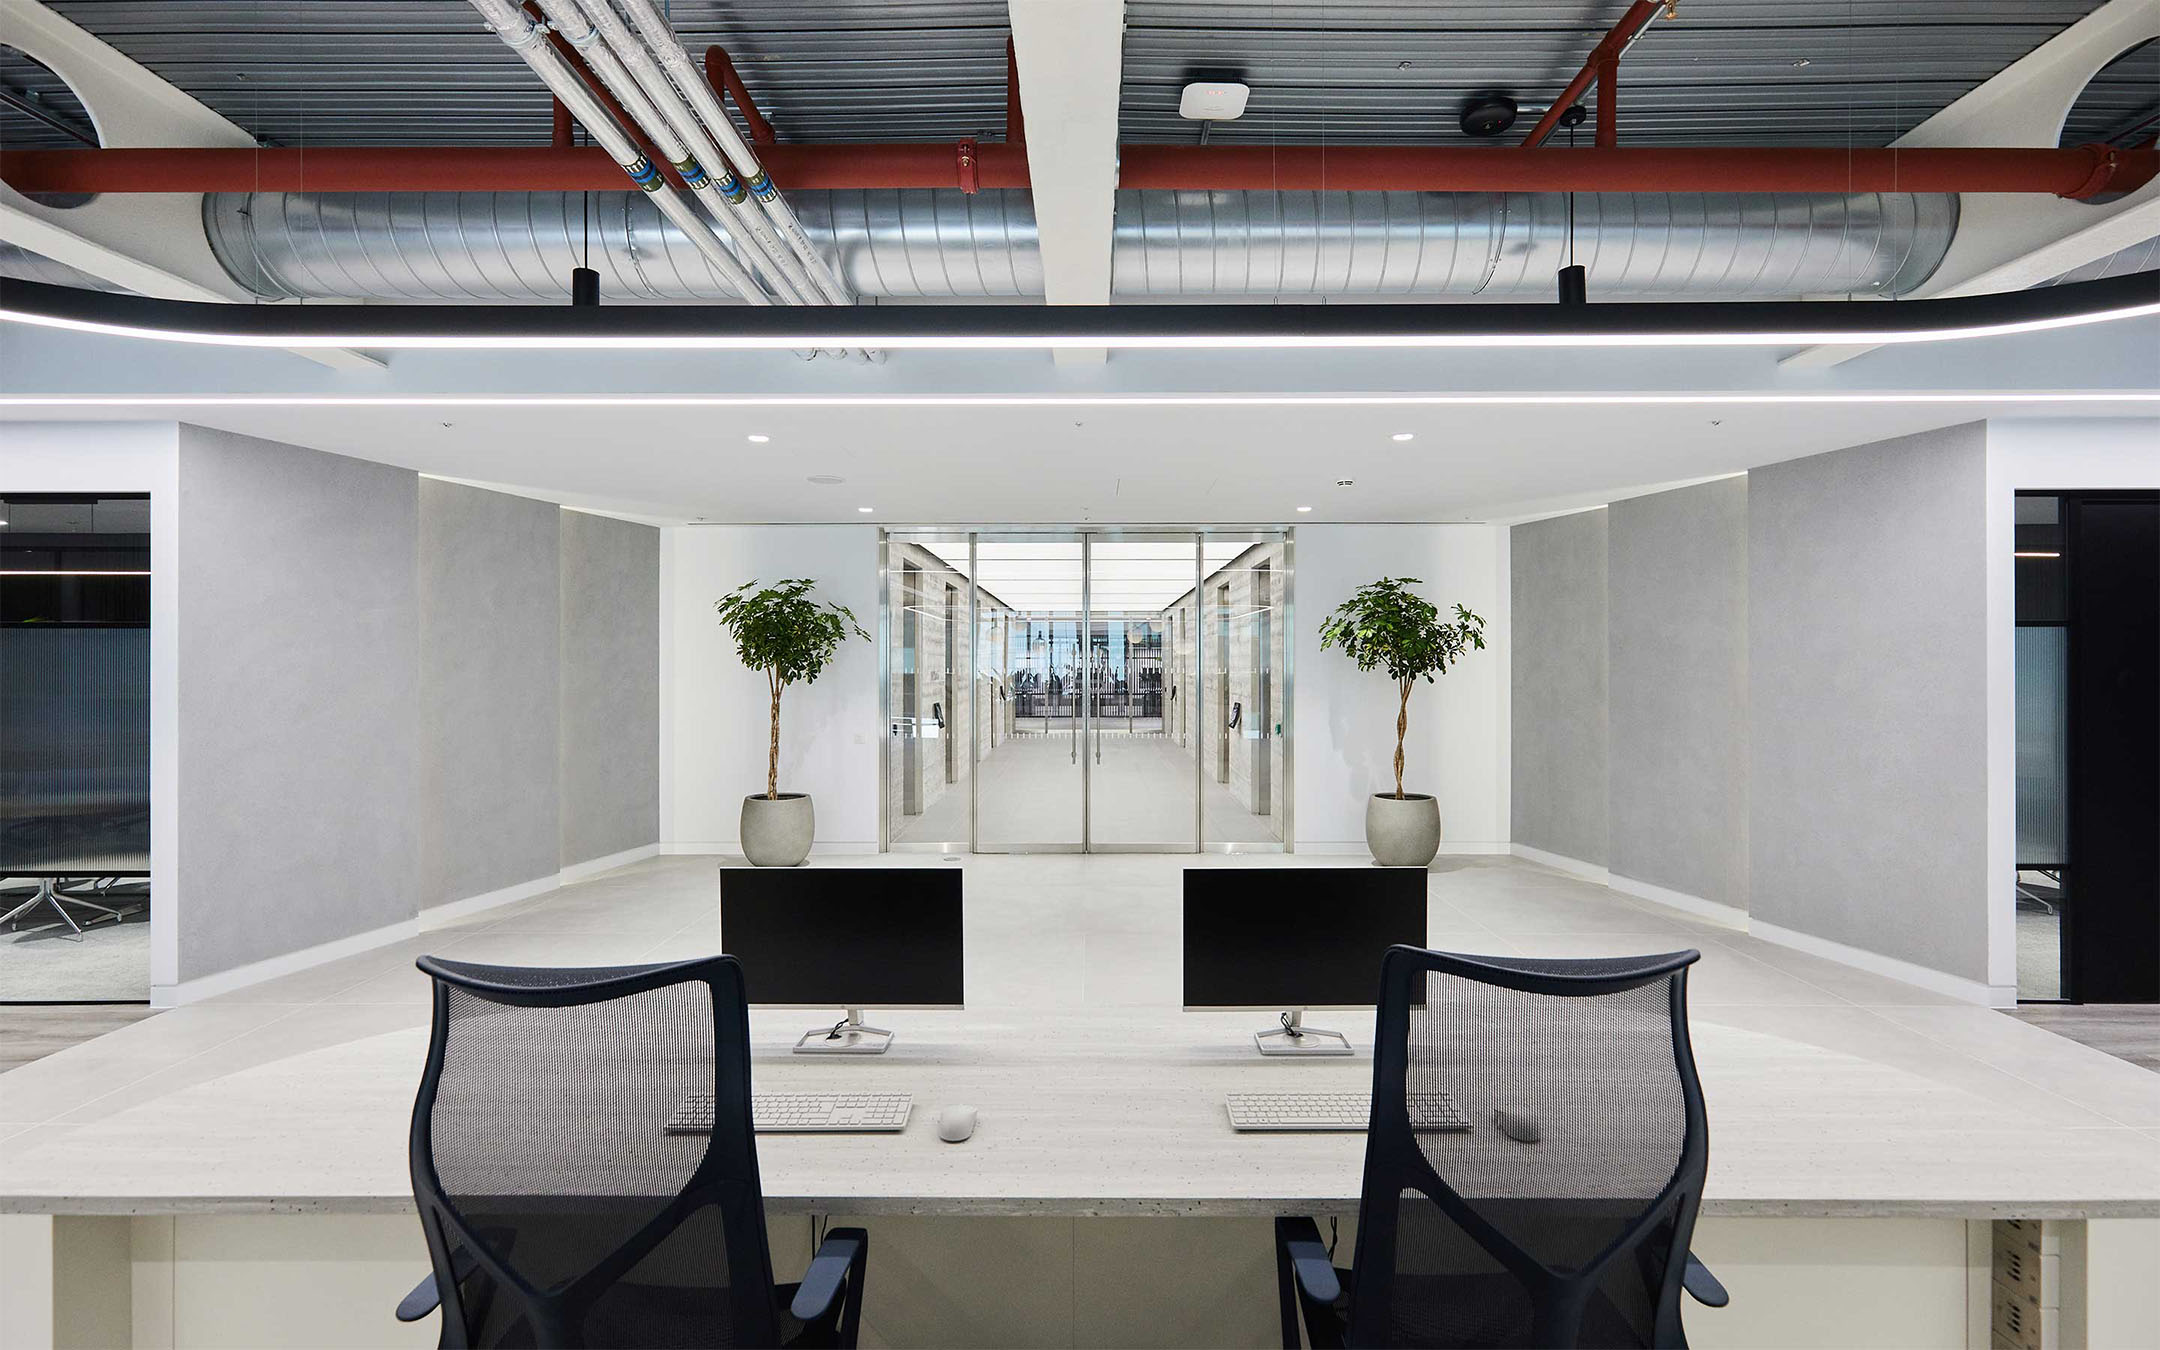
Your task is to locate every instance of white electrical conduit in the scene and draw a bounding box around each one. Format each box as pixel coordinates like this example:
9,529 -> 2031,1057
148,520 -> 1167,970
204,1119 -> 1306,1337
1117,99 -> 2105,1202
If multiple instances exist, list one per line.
466,0 -> 774,305
611,0 -> 855,306
539,0 -> 813,305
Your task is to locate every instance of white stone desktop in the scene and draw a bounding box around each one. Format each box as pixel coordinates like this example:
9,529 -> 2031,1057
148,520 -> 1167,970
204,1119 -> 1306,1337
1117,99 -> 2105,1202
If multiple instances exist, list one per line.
3,853 -> 2156,1347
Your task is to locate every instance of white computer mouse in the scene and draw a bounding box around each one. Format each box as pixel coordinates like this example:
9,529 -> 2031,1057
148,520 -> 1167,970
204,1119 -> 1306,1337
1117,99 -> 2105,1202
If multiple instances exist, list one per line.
936,1104 -> 978,1143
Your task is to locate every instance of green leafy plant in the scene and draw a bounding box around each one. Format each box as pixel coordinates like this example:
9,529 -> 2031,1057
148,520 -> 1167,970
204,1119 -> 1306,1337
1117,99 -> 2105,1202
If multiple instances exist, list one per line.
714,578 -> 870,800
1318,577 -> 1486,800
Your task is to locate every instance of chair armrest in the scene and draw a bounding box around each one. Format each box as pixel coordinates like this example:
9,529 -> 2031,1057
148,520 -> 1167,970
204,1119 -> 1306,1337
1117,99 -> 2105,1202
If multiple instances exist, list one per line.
791,1229 -> 868,1323
396,1244 -> 478,1323
395,1272 -> 442,1323
1276,1215 -> 1342,1306
1682,1252 -> 1729,1308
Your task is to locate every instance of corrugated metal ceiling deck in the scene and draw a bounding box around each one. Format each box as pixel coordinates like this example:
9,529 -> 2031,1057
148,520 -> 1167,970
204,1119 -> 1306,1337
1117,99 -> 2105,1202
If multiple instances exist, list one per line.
1122,1 -> 2145,146
8,1 -> 1015,148
0,0 -> 2145,153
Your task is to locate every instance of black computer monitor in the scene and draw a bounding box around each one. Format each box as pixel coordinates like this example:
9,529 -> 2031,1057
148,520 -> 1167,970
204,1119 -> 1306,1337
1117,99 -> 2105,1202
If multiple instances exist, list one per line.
720,866 -> 964,1055
1182,866 -> 1427,1056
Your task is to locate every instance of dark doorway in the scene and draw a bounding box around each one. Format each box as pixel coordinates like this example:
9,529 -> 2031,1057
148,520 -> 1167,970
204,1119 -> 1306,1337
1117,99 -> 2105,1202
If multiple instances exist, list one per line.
2065,494 -> 2159,1003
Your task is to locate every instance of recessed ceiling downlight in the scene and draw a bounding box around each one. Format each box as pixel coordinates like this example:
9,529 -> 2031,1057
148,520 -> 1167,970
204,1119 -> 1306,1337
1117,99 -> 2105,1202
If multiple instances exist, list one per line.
746,433 -> 770,443
1297,505 -> 1314,513
857,506 -> 875,514
1391,432 -> 1415,442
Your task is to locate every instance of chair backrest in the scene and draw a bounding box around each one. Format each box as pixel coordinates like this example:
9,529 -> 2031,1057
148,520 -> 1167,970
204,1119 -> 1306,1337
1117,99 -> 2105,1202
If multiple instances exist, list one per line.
409,955 -> 782,1348
1348,946 -> 1708,1349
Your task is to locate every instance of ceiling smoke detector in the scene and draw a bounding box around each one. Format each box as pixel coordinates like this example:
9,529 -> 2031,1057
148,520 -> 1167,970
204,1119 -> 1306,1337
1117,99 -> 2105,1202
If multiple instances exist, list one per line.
1179,81 -> 1250,122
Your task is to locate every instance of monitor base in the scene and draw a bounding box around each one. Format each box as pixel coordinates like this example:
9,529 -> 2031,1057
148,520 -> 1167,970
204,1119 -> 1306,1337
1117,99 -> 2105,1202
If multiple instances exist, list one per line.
1254,1012 -> 1353,1057
794,1009 -> 894,1055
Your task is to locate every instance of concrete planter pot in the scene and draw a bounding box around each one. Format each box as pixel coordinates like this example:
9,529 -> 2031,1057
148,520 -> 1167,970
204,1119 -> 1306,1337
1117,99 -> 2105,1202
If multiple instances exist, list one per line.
741,792 -> 814,867
1366,792 -> 1441,868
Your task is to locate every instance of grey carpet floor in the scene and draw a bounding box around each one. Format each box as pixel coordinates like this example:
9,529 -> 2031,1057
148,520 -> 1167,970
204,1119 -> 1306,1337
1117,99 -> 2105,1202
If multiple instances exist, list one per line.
0,899 -> 152,1003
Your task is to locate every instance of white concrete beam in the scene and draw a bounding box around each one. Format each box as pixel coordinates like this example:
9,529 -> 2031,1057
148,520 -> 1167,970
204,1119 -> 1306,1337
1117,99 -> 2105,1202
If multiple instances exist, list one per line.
1783,0 -> 2160,369
0,0 -> 381,370
1008,0 -> 1125,365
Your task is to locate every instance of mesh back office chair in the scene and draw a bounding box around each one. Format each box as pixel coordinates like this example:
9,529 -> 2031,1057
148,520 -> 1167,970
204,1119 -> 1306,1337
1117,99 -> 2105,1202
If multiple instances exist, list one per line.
1276,946 -> 1728,1349
398,955 -> 869,1349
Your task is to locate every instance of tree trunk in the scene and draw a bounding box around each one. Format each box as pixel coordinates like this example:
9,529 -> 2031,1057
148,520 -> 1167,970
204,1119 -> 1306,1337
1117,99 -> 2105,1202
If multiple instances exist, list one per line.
1394,678 -> 1411,799
767,673 -> 783,800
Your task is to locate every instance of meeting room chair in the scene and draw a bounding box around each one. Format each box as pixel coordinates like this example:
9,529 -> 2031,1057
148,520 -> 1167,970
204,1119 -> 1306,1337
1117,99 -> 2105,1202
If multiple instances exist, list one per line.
1275,946 -> 1728,1349
398,955 -> 869,1348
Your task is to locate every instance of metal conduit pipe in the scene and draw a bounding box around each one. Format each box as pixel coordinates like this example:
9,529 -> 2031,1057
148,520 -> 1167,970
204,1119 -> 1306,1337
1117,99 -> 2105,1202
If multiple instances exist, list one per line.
546,0 -> 813,305
611,0 -> 855,305
529,0 -> 799,302
462,0 -> 772,305
199,188 -> 1957,303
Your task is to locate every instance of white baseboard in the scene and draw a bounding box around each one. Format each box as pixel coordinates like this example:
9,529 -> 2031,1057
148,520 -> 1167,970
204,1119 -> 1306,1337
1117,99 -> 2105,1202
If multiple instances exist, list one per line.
419,872 -> 561,932
1509,843 -> 1610,882
1750,919 -> 2013,1007
151,916 -> 418,1007
1606,872 -> 1749,931
559,842 -> 661,884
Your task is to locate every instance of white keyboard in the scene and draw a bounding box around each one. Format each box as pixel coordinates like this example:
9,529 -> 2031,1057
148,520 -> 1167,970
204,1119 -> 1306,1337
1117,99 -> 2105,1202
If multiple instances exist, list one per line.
667,1092 -> 914,1134
1225,1090 -> 1471,1133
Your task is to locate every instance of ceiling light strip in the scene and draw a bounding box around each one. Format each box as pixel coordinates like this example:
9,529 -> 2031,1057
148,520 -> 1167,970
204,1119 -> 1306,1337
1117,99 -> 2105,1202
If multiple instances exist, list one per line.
0,275 -> 2153,351
0,393 -> 2155,410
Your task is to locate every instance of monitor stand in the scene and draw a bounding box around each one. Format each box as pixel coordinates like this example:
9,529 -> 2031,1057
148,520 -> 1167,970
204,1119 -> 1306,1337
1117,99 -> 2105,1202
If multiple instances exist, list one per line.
1254,1011 -> 1352,1057
794,1008 -> 894,1055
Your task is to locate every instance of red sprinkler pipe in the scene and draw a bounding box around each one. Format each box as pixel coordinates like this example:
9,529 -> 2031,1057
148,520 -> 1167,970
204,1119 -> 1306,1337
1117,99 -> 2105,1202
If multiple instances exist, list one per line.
2,143 -> 2148,199
1106,143 -> 2154,198
705,45 -> 776,146
1595,51 -> 1619,148
1521,0 -> 1663,149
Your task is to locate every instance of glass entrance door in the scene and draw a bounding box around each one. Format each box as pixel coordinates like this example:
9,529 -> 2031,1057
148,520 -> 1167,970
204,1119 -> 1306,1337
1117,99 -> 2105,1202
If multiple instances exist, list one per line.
1085,536 -> 1202,849
967,534 -> 1087,851
882,529 -> 1290,853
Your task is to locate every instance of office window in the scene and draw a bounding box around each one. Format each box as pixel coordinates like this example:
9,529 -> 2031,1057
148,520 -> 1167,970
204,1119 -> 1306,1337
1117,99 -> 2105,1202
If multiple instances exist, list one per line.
0,494 -> 152,1002
2013,495 -> 2068,1002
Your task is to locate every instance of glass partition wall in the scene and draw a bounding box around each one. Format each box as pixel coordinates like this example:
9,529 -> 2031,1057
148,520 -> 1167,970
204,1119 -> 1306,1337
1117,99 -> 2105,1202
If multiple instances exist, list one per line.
881,529 -> 1290,853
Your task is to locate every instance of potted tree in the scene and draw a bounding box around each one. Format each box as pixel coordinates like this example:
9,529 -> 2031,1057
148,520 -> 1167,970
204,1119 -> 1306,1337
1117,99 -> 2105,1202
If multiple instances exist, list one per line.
1319,577 -> 1487,867
715,578 -> 870,867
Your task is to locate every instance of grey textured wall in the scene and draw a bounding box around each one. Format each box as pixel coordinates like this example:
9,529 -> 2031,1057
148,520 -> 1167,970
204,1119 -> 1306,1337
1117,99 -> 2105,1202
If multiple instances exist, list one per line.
559,509 -> 660,866
420,481 -> 561,906
1510,509 -> 1609,864
1749,423 -> 1991,981
1608,478 -> 1750,909
175,426 -> 418,980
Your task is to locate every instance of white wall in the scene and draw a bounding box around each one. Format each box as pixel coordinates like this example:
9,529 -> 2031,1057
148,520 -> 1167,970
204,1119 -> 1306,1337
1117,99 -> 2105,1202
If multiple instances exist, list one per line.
661,525 -> 883,851
1293,524 -> 1509,852
0,422 -> 180,993
1983,418 -> 2160,992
